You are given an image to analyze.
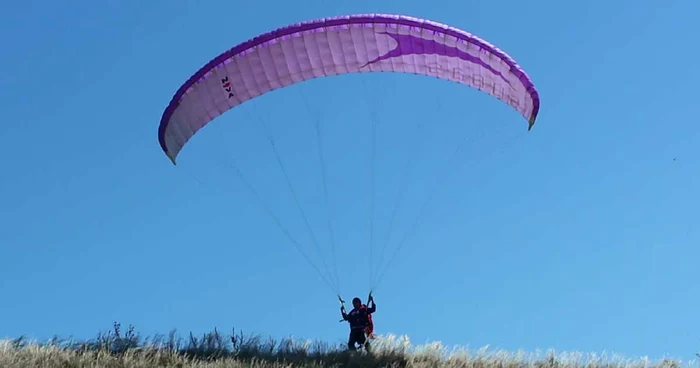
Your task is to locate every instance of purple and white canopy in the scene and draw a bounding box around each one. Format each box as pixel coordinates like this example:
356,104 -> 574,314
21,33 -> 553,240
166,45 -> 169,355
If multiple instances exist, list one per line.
158,13 -> 540,164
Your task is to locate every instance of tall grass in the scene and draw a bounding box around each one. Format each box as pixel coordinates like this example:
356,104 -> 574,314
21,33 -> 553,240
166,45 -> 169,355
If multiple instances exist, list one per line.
0,322 -> 692,367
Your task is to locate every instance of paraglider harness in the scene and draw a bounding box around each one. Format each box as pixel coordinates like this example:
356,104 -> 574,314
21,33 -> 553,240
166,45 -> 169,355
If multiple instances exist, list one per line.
338,293 -> 375,340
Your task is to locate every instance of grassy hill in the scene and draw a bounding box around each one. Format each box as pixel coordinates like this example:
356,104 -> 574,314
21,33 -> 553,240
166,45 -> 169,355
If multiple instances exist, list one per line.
0,323 -> 690,368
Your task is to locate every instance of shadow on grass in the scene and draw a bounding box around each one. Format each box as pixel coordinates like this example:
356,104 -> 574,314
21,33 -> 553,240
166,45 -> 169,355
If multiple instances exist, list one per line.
8,322 -> 408,367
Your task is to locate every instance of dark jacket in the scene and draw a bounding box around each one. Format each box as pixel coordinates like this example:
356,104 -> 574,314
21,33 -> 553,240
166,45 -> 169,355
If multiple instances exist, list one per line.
342,303 -> 376,330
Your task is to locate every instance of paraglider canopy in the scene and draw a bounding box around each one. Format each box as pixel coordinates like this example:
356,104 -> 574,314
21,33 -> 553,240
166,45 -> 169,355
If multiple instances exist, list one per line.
158,13 -> 540,165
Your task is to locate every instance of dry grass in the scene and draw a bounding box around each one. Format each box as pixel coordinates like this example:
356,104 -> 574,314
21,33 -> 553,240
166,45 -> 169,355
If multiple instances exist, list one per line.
0,323 -> 692,368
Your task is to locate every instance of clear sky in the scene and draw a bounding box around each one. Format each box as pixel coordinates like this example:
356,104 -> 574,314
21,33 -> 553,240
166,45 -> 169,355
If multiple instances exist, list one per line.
1,0 -> 699,363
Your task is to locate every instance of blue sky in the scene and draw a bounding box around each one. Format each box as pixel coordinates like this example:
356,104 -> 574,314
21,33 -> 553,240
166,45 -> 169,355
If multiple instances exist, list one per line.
1,0 -> 699,362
